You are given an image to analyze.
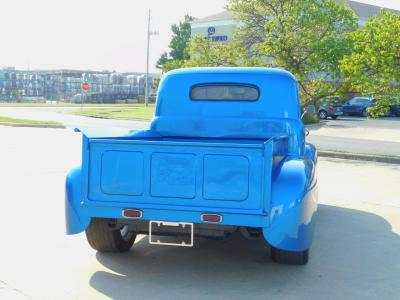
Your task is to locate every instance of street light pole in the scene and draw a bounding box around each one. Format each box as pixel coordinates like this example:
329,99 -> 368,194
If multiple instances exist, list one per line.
145,9 -> 158,107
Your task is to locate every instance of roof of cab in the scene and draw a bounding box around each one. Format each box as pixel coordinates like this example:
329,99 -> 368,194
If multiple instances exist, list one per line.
165,67 -> 297,81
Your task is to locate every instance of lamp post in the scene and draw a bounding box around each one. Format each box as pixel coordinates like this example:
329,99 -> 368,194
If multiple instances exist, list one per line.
145,9 -> 158,107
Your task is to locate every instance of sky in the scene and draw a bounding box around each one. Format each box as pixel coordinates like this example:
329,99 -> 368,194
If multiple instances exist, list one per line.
0,0 -> 399,73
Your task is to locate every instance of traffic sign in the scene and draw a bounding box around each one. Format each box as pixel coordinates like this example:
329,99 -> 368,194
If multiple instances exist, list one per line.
82,82 -> 90,91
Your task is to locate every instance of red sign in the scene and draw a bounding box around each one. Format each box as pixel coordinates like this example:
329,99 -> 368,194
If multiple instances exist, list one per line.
82,82 -> 90,91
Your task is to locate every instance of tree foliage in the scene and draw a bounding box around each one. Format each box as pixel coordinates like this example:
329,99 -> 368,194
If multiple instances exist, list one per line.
184,35 -> 239,67
161,1 -> 400,114
156,15 -> 194,72
226,0 -> 357,105
340,11 -> 400,117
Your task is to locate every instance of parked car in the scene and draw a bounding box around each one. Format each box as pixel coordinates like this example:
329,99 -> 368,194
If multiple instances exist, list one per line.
389,104 -> 400,117
66,67 -> 318,265
365,96 -> 400,117
318,97 -> 343,120
387,96 -> 400,117
342,97 -> 375,117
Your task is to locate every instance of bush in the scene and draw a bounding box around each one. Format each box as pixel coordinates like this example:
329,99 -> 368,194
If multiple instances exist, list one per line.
302,113 -> 320,125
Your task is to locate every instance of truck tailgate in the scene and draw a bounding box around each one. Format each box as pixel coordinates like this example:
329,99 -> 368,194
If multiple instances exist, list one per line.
84,139 -> 272,212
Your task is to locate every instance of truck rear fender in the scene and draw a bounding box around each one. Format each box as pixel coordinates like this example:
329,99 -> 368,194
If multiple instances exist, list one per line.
264,157 -> 318,251
65,166 -> 90,234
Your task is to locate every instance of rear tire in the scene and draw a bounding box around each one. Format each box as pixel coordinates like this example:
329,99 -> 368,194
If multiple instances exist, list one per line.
271,247 -> 309,265
85,218 -> 136,252
318,110 -> 328,120
362,109 -> 368,117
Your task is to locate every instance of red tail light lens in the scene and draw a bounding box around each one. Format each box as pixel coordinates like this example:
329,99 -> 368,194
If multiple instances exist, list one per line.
329,105 -> 334,112
201,214 -> 222,223
122,209 -> 143,219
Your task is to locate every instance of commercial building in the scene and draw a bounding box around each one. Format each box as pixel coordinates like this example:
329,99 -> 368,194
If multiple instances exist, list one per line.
191,11 -> 239,42
191,1 -> 399,42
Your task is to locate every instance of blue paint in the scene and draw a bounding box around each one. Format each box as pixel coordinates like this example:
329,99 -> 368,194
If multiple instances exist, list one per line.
65,167 -> 90,234
65,67 -> 318,253
83,138 -> 266,210
203,154 -> 249,201
101,151 -> 144,197
150,152 -> 197,199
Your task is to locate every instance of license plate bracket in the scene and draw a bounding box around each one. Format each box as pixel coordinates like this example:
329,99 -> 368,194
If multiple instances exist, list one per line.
149,221 -> 194,247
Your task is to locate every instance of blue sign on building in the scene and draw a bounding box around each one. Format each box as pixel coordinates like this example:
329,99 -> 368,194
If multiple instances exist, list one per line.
208,26 -> 216,35
211,35 -> 228,42
207,26 -> 227,42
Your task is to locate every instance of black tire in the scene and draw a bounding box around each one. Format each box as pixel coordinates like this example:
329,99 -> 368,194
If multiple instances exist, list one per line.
318,110 -> 328,120
271,247 -> 309,265
85,218 -> 136,252
331,116 -> 338,120
362,109 -> 368,117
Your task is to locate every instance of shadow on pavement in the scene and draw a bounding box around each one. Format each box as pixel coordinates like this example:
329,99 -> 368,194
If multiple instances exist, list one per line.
305,120 -> 328,130
89,204 -> 400,299
322,124 -> 350,128
331,117 -> 364,122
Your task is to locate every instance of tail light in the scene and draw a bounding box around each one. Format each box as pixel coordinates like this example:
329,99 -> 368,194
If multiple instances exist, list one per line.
201,213 -> 223,223
122,209 -> 143,219
329,105 -> 334,112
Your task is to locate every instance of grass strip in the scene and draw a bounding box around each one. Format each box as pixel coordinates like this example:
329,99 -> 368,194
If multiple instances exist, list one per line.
70,105 -> 155,121
0,116 -> 64,126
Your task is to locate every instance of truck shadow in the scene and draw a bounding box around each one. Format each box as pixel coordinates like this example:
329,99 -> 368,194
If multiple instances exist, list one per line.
89,204 -> 400,299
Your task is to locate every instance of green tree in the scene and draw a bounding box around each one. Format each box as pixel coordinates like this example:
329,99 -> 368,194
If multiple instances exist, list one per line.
156,15 -> 194,72
185,35 -> 239,67
156,52 -> 169,69
225,0 -> 357,105
340,11 -> 400,117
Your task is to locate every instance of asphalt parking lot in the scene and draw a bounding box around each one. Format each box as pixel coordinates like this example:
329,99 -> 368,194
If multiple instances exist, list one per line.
324,115 -> 400,129
0,106 -> 398,156
307,116 -> 400,156
0,127 -> 399,300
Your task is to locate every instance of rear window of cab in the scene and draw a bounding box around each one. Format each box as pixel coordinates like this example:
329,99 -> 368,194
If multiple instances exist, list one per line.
190,83 -> 260,101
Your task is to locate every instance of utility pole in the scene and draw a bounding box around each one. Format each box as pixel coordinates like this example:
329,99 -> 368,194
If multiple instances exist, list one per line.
145,9 -> 158,107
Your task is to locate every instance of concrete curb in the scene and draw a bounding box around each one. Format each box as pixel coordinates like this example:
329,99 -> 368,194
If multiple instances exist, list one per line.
0,122 -> 66,129
318,150 -> 400,165
71,113 -> 150,122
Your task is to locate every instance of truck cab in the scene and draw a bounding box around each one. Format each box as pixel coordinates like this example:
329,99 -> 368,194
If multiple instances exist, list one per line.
66,67 -> 318,265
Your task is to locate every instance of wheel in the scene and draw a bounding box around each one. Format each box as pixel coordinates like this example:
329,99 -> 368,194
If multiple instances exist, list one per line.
271,247 -> 309,265
318,110 -> 328,120
362,109 -> 368,117
85,218 -> 136,252
331,116 -> 338,120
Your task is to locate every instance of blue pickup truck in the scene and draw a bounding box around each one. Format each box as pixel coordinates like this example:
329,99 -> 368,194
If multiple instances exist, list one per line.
66,68 -> 318,265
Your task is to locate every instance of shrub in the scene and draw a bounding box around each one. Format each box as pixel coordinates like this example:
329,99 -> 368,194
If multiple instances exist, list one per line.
302,113 -> 320,125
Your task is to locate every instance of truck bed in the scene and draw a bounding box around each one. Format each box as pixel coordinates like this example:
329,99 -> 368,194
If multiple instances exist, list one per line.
83,137 -> 273,214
